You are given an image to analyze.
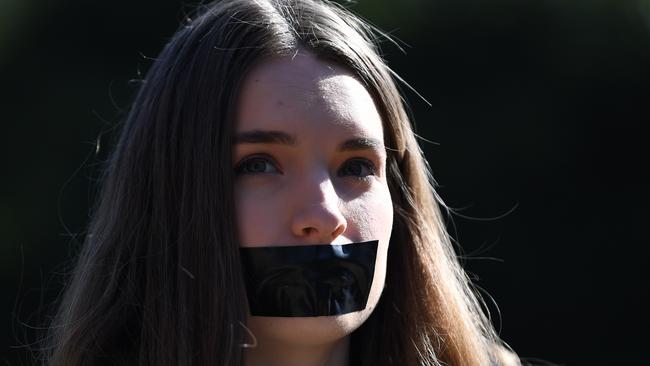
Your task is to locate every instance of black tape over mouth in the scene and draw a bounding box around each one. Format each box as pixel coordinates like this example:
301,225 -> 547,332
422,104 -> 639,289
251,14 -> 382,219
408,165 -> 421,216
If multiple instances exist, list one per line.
240,240 -> 378,317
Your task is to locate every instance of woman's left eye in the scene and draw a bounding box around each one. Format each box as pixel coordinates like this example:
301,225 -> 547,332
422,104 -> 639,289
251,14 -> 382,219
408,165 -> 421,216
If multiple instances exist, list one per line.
338,158 -> 377,179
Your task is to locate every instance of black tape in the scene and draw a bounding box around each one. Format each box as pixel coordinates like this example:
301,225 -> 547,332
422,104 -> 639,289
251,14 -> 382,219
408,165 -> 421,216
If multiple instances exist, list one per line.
240,240 -> 378,317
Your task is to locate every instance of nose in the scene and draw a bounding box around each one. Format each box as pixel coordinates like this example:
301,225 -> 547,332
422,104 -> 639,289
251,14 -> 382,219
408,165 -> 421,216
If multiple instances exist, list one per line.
290,176 -> 347,244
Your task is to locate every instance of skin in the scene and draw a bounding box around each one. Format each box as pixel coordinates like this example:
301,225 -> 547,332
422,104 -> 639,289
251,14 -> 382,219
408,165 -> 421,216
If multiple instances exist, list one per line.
233,51 -> 394,366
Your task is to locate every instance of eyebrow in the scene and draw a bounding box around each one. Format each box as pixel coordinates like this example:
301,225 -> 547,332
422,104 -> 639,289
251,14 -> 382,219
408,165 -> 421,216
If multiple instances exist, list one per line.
234,130 -> 297,146
338,137 -> 384,152
233,130 -> 384,152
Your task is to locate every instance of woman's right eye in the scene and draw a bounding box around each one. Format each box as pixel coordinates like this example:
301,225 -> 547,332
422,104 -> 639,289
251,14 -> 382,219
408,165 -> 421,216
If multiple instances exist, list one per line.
234,156 -> 281,175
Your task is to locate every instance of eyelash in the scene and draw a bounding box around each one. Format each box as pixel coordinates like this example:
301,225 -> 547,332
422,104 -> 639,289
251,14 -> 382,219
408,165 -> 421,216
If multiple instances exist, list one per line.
338,158 -> 377,181
234,155 -> 377,181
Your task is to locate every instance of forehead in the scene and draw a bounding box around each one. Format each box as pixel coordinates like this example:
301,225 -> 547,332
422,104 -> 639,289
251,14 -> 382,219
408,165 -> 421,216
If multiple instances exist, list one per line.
236,52 -> 384,140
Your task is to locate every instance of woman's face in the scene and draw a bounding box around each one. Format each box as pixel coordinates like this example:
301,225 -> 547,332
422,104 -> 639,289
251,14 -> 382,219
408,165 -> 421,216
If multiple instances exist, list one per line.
233,51 -> 393,346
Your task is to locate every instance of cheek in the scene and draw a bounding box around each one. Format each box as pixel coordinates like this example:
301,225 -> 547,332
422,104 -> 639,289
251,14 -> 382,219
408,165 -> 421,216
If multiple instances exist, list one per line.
234,193 -> 252,246
235,186 -> 290,246
351,184 -> 393,312
344,184 -> 393,243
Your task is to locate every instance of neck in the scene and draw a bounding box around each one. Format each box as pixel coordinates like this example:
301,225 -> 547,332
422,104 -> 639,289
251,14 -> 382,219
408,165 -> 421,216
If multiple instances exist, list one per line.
243,335 -> 350,366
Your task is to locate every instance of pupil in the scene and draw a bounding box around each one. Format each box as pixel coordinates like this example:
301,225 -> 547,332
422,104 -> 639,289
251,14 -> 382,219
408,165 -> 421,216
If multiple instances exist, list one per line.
251,160 -> 265,172
346,162 -> 362,176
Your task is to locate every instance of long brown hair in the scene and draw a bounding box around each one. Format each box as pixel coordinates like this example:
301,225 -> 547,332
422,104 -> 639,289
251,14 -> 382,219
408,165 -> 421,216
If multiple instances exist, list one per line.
43,0 -> 520,365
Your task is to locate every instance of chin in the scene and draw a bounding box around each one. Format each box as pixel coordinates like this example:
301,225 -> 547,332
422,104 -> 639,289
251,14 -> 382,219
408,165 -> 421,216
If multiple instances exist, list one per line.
246,304 -> 377,347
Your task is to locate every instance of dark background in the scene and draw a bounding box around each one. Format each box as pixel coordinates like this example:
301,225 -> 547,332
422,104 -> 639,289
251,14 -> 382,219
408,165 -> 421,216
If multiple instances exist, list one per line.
2,0 -> 648,364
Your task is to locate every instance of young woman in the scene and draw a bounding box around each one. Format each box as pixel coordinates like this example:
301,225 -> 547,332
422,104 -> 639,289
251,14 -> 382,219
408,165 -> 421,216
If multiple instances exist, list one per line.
43,0 -> 521,365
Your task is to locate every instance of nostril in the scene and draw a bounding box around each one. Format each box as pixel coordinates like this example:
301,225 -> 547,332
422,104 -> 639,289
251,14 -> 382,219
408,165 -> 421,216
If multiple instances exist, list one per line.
291,198 -> 347,242
332,224 -> 345,239
303,227 -> 316,236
